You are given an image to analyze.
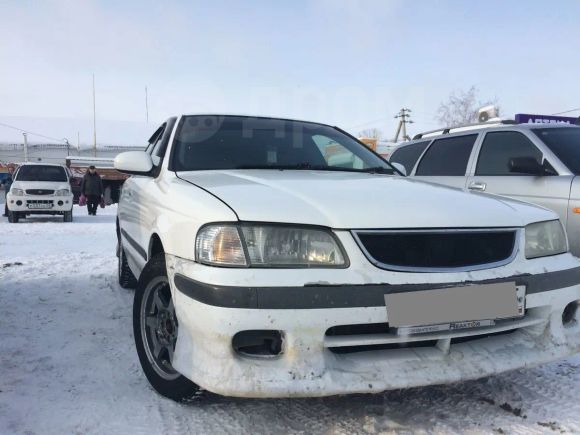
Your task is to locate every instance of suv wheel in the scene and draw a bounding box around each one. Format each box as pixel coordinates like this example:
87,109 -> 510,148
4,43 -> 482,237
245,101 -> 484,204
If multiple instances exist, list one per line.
118,245 -> 138,289
134,254 -> 202,401
8,211 -> 19,223
63,209 -> 73,222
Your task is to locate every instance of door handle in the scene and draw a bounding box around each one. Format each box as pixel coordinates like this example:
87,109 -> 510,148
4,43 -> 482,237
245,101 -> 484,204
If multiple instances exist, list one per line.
468,181 -> 487,191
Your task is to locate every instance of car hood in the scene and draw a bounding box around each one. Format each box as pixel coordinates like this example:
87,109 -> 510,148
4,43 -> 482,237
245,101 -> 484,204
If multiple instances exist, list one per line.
176,170 -> 556,229
10,180 -> 71,191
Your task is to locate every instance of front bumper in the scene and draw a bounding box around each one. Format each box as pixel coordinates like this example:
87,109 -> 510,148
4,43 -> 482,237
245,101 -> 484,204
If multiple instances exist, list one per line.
167,255 -> 580,398
6,194 -> 73,213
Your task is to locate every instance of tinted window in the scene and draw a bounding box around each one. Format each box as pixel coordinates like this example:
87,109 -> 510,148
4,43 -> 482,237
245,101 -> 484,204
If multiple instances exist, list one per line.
16,165 -> 67,182
171,116 -> 394,173
476,131 -> 542,176
416,135 -> 477,176
533,127 -> 580,175
389,141 -> 430,174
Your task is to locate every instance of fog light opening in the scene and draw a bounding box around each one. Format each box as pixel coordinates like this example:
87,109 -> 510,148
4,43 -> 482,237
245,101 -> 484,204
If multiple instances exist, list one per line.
16,200 -> 22,206
562,301 -> 579,327
57,200 -> 64,206
232,330 -> 283,358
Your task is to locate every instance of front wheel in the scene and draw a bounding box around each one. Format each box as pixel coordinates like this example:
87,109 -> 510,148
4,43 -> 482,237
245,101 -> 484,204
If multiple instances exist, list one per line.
63,209 -> 73,222
8,211 -> 19,223
133,254 -> 201,401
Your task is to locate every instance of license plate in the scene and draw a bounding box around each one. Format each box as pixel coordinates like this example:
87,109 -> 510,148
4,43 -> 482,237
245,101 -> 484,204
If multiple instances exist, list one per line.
385,282 -> 525,329
398,319 -> 496,336
28,203 -> 52,209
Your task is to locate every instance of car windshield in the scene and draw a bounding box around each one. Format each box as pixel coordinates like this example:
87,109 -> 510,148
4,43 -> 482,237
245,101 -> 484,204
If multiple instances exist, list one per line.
171,115 -> 396,174
533,127 -> 580,174
16,165 -> 68,182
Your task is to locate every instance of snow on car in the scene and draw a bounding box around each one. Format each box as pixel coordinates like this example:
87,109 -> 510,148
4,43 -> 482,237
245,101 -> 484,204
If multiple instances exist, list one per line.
6,162 -> 74,223
114,114 -> 580,401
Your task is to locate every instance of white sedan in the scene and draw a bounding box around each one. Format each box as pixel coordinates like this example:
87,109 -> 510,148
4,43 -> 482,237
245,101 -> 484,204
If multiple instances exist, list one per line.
114,115 -> 580,401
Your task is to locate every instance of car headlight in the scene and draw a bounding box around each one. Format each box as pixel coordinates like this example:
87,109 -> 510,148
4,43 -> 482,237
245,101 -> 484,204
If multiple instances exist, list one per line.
525,220 -> 568,259
55,189 -> 70,196
195,224 -> 347,268
10,188 -> 24,196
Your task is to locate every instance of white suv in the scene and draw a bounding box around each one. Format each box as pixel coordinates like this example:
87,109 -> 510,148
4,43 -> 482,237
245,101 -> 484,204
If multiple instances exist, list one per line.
7,163 -> 74,223
114,115 -> 580,402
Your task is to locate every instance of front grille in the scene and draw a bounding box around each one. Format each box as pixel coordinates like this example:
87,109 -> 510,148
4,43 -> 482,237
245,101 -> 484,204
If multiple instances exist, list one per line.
26,200 -> 54,204
353,229 -> 517,272
26,189 -> 54,195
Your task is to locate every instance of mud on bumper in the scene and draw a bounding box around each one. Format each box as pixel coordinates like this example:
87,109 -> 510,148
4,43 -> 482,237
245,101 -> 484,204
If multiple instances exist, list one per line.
169,267 -> 580,398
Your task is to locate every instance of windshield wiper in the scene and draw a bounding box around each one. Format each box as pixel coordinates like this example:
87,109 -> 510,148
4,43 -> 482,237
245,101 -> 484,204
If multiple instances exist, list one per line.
359,166 -> 396,174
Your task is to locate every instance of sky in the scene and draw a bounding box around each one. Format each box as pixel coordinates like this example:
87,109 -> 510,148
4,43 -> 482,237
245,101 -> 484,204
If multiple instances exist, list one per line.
0,0 -> 579,144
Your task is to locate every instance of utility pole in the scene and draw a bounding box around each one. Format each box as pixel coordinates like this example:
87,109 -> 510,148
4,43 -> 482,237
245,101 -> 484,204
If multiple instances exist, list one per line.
77,131 -> 80,153
92,73 -> 97,157
145,86 -> 149,124
393,108 -> 414,142
23,133 -> 28,162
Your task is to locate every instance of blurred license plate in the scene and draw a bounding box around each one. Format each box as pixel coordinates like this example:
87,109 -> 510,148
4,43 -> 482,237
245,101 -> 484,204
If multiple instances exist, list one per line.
385,282 -> 524,330
28,203 -> 51,209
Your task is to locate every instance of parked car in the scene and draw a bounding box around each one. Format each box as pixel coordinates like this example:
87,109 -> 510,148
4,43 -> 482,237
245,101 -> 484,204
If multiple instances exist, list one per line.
114,115 -> 580,402
390,122 -> 580,255
6,162 -> 74,223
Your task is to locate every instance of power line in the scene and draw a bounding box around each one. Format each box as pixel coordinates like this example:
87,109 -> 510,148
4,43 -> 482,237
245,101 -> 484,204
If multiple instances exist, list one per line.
0,121 -> 68,144
551,107 -> 580,115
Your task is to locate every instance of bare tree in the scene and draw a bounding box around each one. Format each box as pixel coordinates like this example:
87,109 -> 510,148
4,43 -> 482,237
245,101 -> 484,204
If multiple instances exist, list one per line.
436,86 -> 500,127
358,128 -> 383,139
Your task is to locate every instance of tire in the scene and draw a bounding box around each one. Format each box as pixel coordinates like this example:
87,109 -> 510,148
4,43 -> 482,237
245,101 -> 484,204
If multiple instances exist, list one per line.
133,254 -> 201,402
8,211 -> 19,223
118,244 -> 138,289
63,209 -> 73,222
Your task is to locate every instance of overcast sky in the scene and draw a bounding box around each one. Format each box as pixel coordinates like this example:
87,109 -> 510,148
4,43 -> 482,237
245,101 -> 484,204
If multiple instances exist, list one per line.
1,0 -> 579,142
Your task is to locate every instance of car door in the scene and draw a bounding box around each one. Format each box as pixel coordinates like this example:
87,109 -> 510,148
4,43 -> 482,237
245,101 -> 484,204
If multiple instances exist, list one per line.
466,130 -> 573,226
412,134 -> 478,189
119,123 -> 167,271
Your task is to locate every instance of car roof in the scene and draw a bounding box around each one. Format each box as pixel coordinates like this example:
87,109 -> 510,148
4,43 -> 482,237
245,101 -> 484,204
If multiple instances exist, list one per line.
179,113 -> 337,129
15,162 -> 66,167
396,121 -> 580,150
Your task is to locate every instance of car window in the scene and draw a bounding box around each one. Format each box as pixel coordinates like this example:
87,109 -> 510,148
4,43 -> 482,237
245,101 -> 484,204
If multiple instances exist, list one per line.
150,124 -> 167,166
476,131 -> 542,176
533,127 -> 580,175
389,141 -> 430,174
415,135 -> 477,176
145,125 -> 165,156
15,165 -> 68,182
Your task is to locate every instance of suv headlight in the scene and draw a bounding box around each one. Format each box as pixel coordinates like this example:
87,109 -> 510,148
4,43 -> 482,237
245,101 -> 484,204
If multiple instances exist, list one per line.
55,189 -> 70,196
525,220 -> 568,259
195,224 -> 348,268
10,188 -> 24,196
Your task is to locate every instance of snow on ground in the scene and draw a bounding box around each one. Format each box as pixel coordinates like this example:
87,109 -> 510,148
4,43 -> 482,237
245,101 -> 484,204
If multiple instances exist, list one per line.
0,205 -> 579,434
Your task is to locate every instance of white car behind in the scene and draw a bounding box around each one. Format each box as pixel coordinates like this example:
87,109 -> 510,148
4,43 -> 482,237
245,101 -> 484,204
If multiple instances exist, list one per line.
7,163 -> 74,223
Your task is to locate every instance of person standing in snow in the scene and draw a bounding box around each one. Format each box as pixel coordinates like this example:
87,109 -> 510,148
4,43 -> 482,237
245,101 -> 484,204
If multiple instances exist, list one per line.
81,165 -> 104,216
1,167 -> 14,217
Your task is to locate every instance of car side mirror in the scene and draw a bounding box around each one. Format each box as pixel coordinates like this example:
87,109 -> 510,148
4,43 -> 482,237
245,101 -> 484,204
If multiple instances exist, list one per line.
508,157 -> 544,176
114,151 -> 153,175
391,162 -> 407,176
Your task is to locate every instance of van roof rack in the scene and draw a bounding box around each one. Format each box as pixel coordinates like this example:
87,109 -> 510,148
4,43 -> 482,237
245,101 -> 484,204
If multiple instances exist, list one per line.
413,119 -> 517,140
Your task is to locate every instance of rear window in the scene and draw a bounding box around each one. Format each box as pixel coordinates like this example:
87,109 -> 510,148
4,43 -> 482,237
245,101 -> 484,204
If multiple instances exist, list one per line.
476,131 -> 542,175
15,165 -> 67,182
416,135 -> 477,176
389,141 -> 430,174
533,127 -> 580,175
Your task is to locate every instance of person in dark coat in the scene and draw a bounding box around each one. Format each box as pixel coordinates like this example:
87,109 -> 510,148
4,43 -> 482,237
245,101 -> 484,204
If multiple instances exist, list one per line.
1,167 -> 14,217
81,165 -> 104,216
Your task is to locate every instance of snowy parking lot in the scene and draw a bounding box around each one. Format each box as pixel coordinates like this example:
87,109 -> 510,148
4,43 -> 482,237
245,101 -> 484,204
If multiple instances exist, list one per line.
1,204 -> 579,434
